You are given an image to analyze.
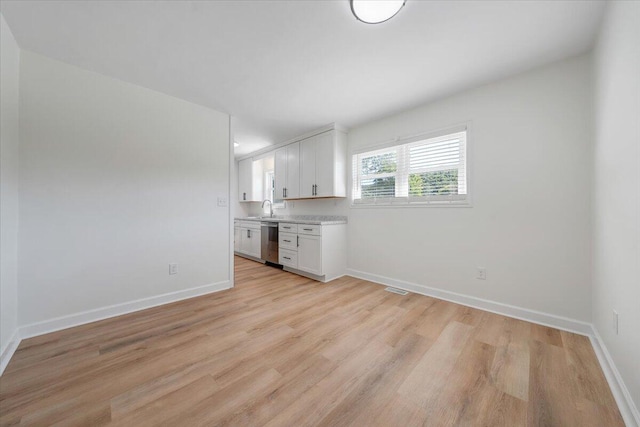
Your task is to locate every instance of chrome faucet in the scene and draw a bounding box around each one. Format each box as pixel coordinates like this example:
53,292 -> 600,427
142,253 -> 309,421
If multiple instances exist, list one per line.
261,199 -> 273,218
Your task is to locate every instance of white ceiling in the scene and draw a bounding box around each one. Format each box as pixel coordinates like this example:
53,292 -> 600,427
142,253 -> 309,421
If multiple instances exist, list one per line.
1,1 -> 606,157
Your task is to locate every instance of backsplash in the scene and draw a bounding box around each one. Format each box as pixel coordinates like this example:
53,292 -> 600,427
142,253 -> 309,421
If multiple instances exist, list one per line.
237,198 -> 348,218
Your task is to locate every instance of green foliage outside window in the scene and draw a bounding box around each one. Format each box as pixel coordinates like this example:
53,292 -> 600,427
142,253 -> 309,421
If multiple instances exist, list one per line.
409,170 -> 458,196
360,152 -> 397,198
361,177 -> 396,198
361,152 -> 396,175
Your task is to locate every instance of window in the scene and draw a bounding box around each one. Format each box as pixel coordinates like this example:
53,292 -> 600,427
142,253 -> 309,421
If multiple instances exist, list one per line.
352,127 -> 468,205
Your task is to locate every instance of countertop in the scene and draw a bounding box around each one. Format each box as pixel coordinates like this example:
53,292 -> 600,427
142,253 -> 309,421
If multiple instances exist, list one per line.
234,215 -> 347,225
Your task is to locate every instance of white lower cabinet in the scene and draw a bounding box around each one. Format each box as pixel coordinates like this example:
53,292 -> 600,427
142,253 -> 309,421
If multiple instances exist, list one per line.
234,223 -> 240,252
277,222 -> 346,282
235,220 -> 345,281
279,230 -> 299,268
297,234 -> 322,276
279,248 -> 298,268
240,228 -> 261,258
279,232 -> 297,251
236,221 -> 261,259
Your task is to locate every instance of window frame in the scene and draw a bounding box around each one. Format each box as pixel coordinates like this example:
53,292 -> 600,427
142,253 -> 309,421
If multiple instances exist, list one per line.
350,123 -> 472,208
352,145 -> 400,202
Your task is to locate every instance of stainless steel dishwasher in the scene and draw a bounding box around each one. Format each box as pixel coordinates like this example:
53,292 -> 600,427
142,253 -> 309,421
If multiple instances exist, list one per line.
260,222 -> 279,264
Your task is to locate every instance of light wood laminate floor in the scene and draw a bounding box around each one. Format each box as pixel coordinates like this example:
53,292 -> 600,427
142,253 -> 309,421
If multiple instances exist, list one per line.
0,257 -> 623,426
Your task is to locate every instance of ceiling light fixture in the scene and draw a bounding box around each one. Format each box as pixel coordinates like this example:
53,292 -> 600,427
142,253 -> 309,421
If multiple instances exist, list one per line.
233,141 -> 240,147
350,0 -> 406,24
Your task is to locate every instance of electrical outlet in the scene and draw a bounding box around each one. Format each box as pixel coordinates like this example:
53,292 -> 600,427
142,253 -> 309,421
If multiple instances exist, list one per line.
217,197 -> 227,207
169,263 -> 178,275
476,267 -> 486,280
613,310 -> 619,335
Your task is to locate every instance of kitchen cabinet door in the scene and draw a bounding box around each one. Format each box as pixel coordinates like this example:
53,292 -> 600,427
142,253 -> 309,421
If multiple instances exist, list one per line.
297,234 -> 322,276
299,130 -> 345,198
240,228 -> 261,258
285,142 -> 300,199
300,136 -> 317,198
238,158 -> 253,202
274,147 -> 287,200
313,132 -> 334,198
274,143 -> 300,200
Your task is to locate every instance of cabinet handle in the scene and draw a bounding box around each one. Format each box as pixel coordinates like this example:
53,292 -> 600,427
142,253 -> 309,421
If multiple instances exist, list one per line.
303,228 -> 312,231
247,229 -> 250,238
283,257 -> 291,260
297,235 -> 299,247
243,192 -> 246,201
283,239 -> 291,243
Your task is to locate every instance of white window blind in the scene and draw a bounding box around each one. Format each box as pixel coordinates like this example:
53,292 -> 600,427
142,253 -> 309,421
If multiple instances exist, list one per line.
352,129 -> 467,205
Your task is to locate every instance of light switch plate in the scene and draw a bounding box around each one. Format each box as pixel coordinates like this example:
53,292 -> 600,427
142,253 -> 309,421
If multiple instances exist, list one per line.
217,197 -> 228,207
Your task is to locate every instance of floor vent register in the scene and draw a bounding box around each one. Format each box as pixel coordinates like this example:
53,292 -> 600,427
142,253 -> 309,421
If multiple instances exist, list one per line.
384,287 -> 409,296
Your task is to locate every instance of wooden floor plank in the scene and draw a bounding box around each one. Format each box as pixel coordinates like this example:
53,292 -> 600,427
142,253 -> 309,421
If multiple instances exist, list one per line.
0,256 -> 624,426
528,339 -> 580,426
398,321 -> 475,409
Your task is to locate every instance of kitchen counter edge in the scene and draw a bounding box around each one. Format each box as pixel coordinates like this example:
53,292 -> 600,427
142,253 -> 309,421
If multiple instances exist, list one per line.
234,217 -> 347,225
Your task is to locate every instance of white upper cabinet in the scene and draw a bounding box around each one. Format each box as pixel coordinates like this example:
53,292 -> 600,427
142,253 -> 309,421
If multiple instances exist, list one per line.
238,157 -> 266,202
274,148 -> 286,200
300,139 -> 315,198
299,130 -> 347,199
238,158 -> 253,202
274,141 -> 300,200
244,125 -> 346,202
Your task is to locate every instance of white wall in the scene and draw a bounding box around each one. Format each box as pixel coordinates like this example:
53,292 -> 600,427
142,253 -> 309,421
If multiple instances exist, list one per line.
593,0 -> 640,416
0,14 -> 20,357
18,51 -> 230,326
347,55 -> 593,322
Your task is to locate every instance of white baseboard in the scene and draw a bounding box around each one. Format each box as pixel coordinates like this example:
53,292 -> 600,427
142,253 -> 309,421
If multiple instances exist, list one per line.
346,268 -> 639,425
346,269 -> 593,336
1,281 -> 231,376
590,327 -> 640,427
18,280 -> 231,340
0,329 -> 21,376
324,273 -> 347,283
